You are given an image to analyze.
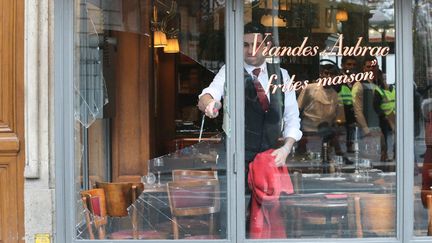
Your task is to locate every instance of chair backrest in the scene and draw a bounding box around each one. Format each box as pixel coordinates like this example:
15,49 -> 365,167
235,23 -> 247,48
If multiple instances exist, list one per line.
90,182 -> 144,239
80,188 -> 108,239
95,181 -> 144,217
351,193 -> 396,238
166,179 -> 220,239
167,179 -> 220,216
422,188 -> 432,208
172,169 -> 218,181
427,194 -> 432,236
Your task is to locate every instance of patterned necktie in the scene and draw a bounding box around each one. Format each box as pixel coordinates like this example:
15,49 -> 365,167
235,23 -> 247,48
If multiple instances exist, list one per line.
252,68 -> 269,112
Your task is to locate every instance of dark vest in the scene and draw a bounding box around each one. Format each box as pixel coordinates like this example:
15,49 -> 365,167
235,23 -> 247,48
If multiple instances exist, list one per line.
244,63 -> 285,162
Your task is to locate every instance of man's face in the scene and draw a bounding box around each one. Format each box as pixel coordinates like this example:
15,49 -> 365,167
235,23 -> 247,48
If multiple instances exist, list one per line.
243,33 -> 267,67
342,59 -> 357,73
363,60 -> 376,73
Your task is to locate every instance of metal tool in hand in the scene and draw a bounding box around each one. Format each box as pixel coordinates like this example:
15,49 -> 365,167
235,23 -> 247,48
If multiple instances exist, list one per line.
199,101 -> 221,142
199,114 -> 206,142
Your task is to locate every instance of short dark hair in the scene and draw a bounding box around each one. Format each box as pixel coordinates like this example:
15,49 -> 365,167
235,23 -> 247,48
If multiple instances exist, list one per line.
341,56 -> 357,64
244,22 -> 266,37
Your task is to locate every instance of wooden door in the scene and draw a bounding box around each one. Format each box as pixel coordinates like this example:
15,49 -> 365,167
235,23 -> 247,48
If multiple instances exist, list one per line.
0,0 -> 25,242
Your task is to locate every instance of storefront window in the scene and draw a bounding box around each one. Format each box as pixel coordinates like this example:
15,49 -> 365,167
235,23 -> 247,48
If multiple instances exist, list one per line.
413,0 -> 432,237
239,0 -> 396,239
73,0 -> 228,240
69,0 -> 404,241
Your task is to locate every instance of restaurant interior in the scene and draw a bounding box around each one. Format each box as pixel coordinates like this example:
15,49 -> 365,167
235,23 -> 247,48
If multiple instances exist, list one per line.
73,0 -> 432,240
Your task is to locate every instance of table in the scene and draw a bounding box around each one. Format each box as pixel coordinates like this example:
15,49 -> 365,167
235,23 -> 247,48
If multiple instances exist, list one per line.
143,183 -> 167,193
297,171 -> 396,194
287,159 -> 396,173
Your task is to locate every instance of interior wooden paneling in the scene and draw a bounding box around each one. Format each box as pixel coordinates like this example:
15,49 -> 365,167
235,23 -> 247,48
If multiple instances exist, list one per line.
88,119 -> 107,186
139,0 -> 154,164
112,30 -> 144,182
156,51 -> 176,156
111,1 -> 152,183
111,34 -> 153,182
0,0 -> 24,242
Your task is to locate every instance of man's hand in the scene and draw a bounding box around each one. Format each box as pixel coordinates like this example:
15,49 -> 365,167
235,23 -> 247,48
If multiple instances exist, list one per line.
204,100 -> 221,118
271,146 -> 290,167
198,94 -> 221,118
271,137 -> 295,167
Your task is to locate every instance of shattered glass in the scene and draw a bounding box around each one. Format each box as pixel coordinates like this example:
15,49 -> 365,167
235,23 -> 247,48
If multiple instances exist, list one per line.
76,137 -> 228,240
75,0 -> 109,128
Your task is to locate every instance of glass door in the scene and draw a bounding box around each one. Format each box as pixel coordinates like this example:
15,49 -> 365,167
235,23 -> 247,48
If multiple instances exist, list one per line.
240,0 -> 397,240
413,0 -> 432,238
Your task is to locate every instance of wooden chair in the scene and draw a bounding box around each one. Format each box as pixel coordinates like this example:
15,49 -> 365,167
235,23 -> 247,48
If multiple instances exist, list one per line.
421,189 -> 432,235
80,188 -> 107,239
349,193 -> 396,238
427,194 -> 432,236
80,182 -> 166,239
172,169 -> 218,181
155,170 -> 219,237
285,171 -> 346,237
166,179 -> 221,239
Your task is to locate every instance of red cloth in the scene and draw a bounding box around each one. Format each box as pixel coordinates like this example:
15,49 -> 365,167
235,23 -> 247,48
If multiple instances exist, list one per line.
248,149 -> 294,239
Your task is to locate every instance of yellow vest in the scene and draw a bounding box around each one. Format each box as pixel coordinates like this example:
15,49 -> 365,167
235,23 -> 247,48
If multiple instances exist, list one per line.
338,85 -> 353,106
375,87 -> 396,115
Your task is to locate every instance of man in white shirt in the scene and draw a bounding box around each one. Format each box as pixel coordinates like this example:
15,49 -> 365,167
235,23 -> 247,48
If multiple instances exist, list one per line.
197,22 -> 302,167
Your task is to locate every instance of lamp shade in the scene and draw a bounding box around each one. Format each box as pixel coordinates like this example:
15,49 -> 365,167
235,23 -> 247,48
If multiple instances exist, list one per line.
164,38 -> 180,53
336,10 -> 348,22
260,14 -> 285,27
154,31 -> 167,47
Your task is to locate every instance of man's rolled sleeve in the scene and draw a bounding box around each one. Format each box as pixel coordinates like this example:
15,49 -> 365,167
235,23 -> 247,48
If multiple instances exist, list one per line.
281,69 -> 303,141
198,65 -> 226,101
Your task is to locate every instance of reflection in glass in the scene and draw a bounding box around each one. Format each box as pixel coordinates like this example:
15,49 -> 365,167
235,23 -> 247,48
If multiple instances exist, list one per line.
153,157 -> 164,187
243,0 -> 396,239
333,155 -> 344,177
413,0 -> 432,237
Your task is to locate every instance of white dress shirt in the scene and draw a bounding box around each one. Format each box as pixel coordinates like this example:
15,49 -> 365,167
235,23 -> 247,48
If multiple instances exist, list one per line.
199,62 -> 303,141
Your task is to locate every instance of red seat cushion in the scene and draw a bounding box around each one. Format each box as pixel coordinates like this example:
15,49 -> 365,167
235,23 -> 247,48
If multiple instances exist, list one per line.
110,230 -> 166,239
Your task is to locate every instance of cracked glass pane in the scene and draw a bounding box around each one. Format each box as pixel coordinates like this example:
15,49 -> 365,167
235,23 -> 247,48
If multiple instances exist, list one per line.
74,0 -> 228,240
75,0 -> 109,128
75,137 -> 227,240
